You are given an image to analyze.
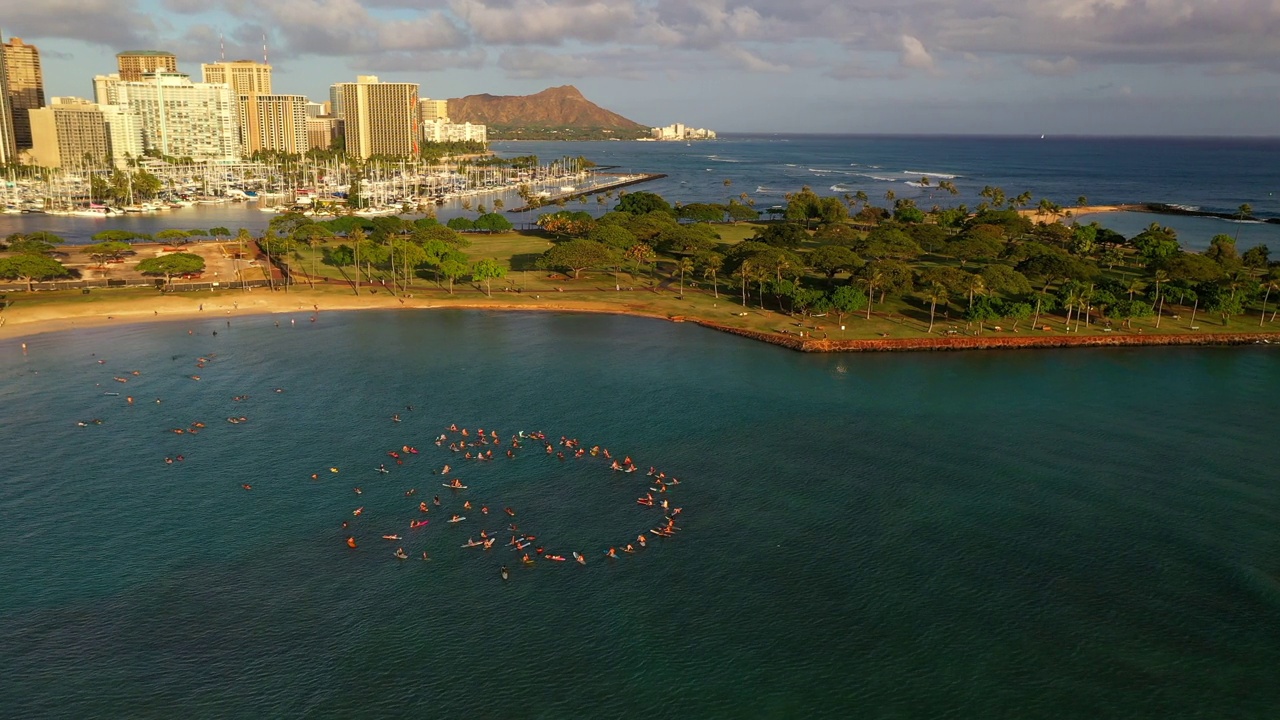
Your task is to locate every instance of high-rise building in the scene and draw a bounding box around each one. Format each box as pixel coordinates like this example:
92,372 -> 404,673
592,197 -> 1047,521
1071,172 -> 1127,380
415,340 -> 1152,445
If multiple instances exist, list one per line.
3,37 -> 45,149
92,73 -> 122,105
27,98 -> 110,168
117,51 -> 177,82
305,101 -> 325,118
419,98 -> 448,123
0,49 -> 14,163
100,105 -> 144,167
328,84 -> 343,120
201,60 -> 272,95
241,94 -> 308,155
335,76 -> 420,159
115,72 -> 238,161
423,120 -> 487,144
307,116 -> 339,151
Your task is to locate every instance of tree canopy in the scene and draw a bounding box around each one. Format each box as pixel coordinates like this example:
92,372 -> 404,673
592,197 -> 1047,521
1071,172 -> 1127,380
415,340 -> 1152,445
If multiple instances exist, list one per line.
538,239 -> 618,279
136,253 -> 206,284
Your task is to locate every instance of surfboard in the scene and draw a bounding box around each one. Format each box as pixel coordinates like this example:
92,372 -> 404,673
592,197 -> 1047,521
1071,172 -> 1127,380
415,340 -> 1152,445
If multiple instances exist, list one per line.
443,483 -> 468,489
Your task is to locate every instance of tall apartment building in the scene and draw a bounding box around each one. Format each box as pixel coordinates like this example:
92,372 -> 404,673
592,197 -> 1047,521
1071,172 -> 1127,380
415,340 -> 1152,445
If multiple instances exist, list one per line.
419,98 -> 448,123
0,49 -> 14,163
241,94 -> 308,155
201,60 -> 285,153
117,51 -> 177,81
27,98 -> 110,168
328,84 -> 343,120
307,116 -> 339,151
101,105 -> 144,166
336,76 -> 420,159
3,37 -> 45,149
92,73 -> 122,105
201,60 -> 272,95
115,72 -> 238,161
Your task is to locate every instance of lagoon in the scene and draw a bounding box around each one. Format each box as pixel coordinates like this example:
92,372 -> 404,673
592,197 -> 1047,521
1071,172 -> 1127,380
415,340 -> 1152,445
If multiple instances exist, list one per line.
1,310 -> 1277,717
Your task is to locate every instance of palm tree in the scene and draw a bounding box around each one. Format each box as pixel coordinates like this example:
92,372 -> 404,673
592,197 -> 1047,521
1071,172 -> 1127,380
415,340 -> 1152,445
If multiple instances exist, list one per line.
1260,272 -> 1280,326
294,225 -> 333,289
1078,284 -> 1095,330
854,190 -> 869,208
964,273 -> 986,309
350,228 -> 366,296
1125,276 -> 1145,301
699,253 -> 723,299
677,257 -> 694,298
1036,198 -> 1055,222
1150,268 -> 1169,328
924,281 -> 948,334
883,189 -> 896,205
864,266 -> 884,320
1061,285 -> 1083,330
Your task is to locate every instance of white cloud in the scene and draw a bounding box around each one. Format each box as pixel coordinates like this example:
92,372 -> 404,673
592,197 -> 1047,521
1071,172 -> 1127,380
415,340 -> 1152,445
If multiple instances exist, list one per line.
899,35 -> 935,71
720,45 -> 789,74
451,0 -> 637,45
15,0 -> 1280,82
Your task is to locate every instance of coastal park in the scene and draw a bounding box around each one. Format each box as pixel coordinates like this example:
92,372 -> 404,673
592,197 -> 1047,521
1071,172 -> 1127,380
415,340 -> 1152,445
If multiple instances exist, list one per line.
2,189 -> 1279,349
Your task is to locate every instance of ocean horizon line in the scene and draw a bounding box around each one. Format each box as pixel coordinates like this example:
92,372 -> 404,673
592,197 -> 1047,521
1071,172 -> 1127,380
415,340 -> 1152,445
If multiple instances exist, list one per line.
695,132 -> 1280,142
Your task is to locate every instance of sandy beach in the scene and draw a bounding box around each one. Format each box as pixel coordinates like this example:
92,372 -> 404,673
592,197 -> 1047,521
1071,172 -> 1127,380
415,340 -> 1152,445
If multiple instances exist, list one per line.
0,287 -> 678,342
1016,204 -> 1132,222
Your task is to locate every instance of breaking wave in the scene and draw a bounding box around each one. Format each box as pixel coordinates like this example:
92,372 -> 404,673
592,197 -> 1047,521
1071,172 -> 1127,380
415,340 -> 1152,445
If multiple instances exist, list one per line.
902,170 -> 960,179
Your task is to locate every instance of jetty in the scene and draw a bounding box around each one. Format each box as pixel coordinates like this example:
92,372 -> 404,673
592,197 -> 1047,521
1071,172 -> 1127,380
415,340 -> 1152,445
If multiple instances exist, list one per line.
507,173 -> 666,213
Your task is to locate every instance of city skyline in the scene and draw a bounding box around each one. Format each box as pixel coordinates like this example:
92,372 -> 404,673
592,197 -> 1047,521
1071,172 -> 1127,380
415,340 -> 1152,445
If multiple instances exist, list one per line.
5,0 -> 1280,136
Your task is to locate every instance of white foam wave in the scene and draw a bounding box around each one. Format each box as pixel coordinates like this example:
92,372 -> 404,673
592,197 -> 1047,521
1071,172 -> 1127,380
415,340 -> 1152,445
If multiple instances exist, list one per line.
856,174 -> 897,182
903,170 -> 959,179
830,184 -> 853,193
904,181 -> 926,188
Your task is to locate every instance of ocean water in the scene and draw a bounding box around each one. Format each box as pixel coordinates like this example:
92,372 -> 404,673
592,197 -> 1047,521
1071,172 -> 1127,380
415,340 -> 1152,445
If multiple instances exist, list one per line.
3,136 -> 1278,249
2,311 -> 1278,718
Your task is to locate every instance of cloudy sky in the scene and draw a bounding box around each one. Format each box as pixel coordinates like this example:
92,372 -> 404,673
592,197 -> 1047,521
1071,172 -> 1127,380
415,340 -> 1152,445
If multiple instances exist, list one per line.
7,0 -> 1280,135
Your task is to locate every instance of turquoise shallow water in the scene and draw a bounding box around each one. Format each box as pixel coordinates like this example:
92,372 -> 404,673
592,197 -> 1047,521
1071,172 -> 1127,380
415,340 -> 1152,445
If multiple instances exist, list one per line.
1,311 -> 1278,718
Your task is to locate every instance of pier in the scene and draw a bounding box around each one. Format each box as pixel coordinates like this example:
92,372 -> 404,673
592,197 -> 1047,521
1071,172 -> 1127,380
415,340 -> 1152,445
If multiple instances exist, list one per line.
507,173 -> 667,213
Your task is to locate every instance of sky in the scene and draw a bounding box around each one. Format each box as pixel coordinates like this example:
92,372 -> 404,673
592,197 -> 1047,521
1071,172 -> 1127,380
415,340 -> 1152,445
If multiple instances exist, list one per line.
5,0 -> 1280,136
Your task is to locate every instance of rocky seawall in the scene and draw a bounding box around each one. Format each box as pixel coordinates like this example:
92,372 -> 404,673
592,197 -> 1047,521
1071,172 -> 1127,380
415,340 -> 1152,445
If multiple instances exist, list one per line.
697,322 -> 1280,353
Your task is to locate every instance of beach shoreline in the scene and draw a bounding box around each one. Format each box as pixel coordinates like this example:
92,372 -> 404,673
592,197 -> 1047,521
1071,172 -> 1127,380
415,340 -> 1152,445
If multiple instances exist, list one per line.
3,287 -> 1278,353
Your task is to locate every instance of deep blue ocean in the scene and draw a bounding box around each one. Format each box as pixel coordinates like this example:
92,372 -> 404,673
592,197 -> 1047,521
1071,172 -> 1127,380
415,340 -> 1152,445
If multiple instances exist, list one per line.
3,135 -> 1278,251
2,136 -> 1280,718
